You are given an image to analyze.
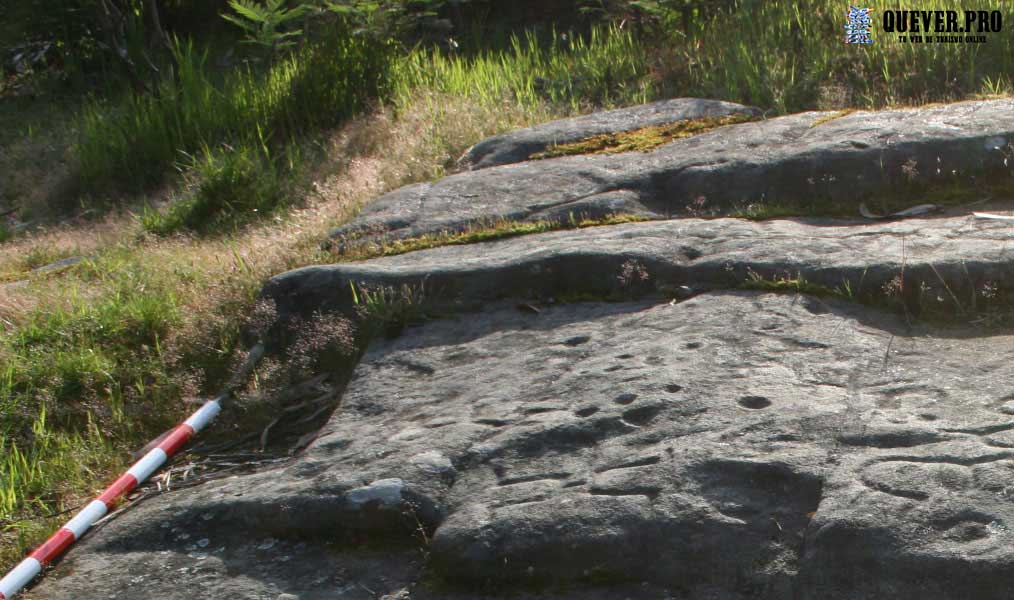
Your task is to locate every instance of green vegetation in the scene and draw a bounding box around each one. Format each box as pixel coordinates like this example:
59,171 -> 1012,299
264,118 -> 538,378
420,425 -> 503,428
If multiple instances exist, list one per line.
140,143 -> 294,235
530,113 -> 758,159
741,270 -> 838,297
3,0 -> 1014,577
0,246 -> 254,564
79,33 -> 390,191
391,25 -> 652,113
636,0 -> 1013,113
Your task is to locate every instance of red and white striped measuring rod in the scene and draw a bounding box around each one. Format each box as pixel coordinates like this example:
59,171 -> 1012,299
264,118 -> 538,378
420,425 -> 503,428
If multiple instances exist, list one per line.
0,397 -> 223,599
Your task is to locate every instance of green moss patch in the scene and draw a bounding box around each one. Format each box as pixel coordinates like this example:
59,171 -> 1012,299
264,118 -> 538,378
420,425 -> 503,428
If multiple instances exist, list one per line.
741,270 -> 839,297
809,109 -> 857,128
332,213 -> 651,262
529,113 -> 760,160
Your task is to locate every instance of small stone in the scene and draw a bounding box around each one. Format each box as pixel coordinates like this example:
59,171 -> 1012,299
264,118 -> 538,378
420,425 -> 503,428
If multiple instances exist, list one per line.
410,451 -> 455,475
346,478 -> 404,509
256,539 -> 277,551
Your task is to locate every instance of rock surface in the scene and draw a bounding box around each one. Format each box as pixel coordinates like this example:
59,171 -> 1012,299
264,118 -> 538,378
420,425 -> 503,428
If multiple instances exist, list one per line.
31,99 -> 1014,599
459,98 -> 759,170
32,293 -> 1014,599
329,99 -> 1014,247
277,214 -> 1014,325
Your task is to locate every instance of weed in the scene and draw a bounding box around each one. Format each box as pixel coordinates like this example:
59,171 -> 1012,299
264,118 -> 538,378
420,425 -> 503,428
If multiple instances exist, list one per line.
350,281 -> 430,339
742,269 -> 838,297
222,0 -> 311,54
617,259 -> 650,287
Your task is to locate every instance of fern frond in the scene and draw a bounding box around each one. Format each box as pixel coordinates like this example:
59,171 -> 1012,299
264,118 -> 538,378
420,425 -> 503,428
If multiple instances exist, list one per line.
227,0 -> 269,24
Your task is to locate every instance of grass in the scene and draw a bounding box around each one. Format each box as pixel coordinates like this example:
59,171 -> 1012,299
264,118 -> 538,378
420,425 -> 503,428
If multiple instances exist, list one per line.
391,26 -> 653,116
140,142 -> 296,236
741,270 -> 839,297
647,0 -> 1014,113
78,30 -> 391,193
0,233 -> 280,568
530,113 -> 758,159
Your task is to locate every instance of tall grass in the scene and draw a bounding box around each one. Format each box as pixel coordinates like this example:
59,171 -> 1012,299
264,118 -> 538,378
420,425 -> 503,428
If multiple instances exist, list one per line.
0,410 -> 117,525
655,0 -> 1013,112
392,26 -> 653,113
78,30 -> 391,190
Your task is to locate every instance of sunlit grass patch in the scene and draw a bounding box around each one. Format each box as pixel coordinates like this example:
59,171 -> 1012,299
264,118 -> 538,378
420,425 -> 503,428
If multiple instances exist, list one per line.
391,26 -> 653,117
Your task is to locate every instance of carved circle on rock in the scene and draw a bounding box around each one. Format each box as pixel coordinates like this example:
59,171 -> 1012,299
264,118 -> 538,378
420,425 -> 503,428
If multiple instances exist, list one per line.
738,395 -> 772,410
614,393 -> 638,405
